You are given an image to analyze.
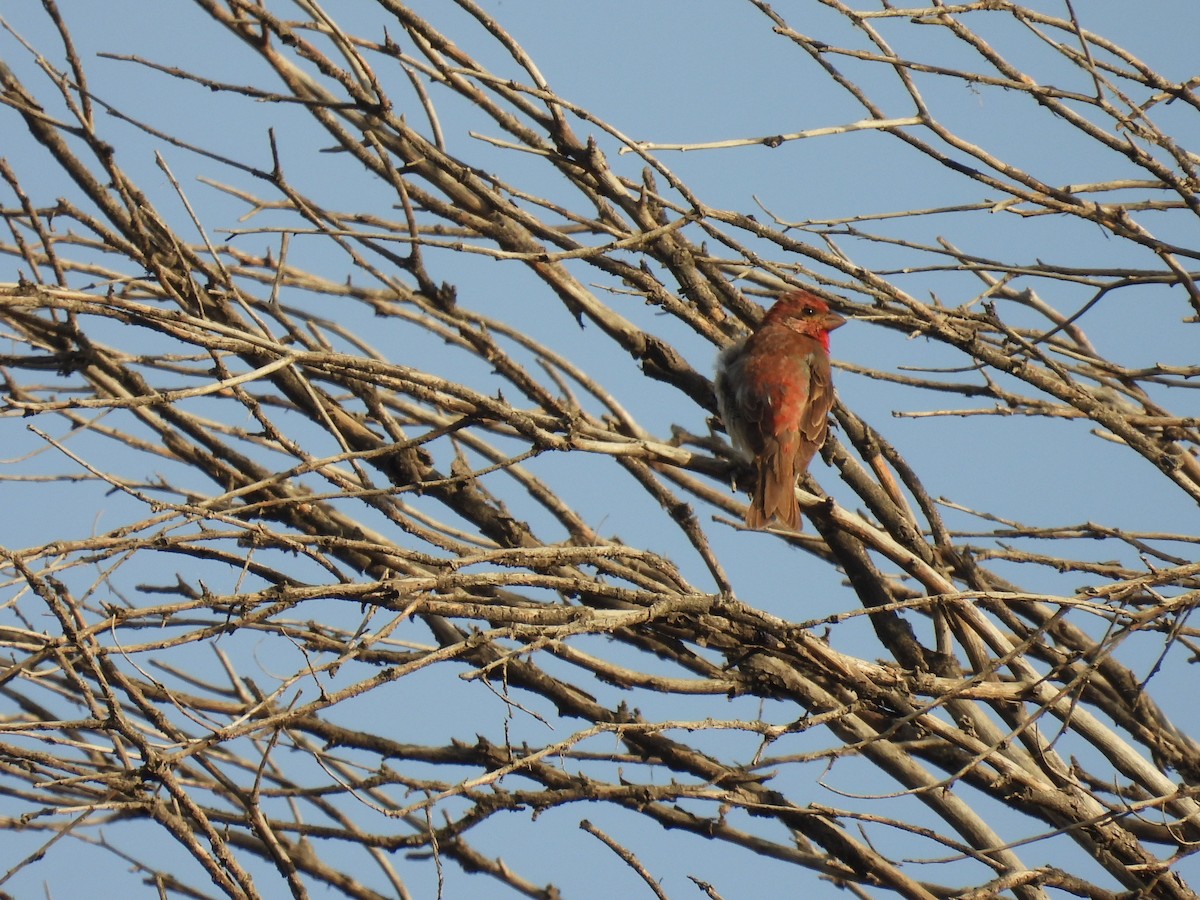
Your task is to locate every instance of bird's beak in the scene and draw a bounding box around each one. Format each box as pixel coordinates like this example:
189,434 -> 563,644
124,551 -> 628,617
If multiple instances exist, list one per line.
823,311 -> 847,331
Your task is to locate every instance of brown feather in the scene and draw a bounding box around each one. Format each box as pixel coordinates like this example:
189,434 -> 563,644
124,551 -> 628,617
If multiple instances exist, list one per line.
715,291 -> 845,530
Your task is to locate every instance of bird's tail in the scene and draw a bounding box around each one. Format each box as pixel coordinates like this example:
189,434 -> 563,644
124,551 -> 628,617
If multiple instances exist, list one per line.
745,437 -> 804,531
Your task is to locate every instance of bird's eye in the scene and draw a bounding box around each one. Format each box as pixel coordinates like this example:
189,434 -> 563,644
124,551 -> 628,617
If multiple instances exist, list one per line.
802,307 -> 816,316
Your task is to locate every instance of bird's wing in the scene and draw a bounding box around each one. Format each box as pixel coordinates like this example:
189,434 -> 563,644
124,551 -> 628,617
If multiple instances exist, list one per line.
800,347 -> 834,454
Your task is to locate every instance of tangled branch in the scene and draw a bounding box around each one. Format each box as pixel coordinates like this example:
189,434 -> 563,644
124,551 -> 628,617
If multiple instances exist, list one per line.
1,2 -> 1198,897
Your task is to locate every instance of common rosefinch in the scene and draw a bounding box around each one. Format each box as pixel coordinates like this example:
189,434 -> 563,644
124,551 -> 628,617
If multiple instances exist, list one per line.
715,291 -> 846,530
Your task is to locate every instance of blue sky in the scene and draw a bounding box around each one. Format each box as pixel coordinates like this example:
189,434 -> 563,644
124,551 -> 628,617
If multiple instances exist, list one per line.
2,2 -> 1199,897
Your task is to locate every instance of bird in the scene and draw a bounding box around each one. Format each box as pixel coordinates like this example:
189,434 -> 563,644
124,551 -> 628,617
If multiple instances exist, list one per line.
714,291 -> 846,530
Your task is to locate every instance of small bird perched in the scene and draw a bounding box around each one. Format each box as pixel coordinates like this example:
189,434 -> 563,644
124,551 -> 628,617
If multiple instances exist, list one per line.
714,291 -> 846,530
